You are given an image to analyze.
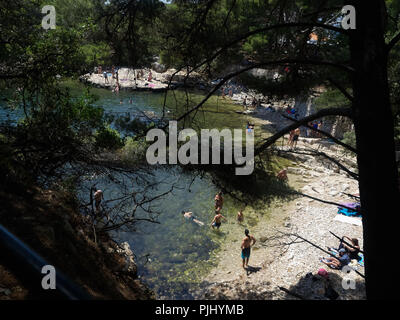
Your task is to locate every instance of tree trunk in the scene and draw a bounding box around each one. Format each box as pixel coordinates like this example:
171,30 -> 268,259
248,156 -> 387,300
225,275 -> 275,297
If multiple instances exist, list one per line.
349,0 -> 400,299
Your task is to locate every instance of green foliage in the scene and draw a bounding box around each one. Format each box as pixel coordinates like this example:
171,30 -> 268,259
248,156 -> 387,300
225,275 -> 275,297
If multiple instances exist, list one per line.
342,131 -> 356,151
121,137 -> 148,164
95,126 -> 124,150
314,89 -> 351,111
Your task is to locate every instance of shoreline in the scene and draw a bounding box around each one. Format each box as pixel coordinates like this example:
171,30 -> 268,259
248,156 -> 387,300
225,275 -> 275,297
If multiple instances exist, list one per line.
192,140 -> 366,300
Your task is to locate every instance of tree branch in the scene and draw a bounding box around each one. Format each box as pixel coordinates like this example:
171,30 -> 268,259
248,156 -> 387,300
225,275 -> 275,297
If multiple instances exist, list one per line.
172,61 -> 353,126
275,148 -> 359,180
387,31 -> 400,52
281,113 -> 357,153
327,77 -> 354,102
254,107 -> 354,156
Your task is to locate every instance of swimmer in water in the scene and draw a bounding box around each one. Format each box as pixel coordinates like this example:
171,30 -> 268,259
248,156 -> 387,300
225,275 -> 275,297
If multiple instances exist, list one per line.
181,211 -> 204,226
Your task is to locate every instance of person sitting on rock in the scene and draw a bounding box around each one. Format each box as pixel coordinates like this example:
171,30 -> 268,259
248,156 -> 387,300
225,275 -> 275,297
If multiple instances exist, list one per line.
320,248 -> 351,269
329,236 -> 361,261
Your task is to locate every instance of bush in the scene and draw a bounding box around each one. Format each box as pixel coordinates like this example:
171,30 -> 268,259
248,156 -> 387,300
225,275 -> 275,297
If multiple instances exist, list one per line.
121,137 -> 148,164
95,126 -> 124,150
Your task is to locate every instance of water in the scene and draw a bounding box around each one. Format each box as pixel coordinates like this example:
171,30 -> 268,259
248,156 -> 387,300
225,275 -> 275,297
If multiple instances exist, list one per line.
1,82 -> 267,299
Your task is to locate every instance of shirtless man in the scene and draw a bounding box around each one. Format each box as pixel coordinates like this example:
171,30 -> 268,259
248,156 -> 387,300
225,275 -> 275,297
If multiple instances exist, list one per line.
214,191 -> 224,212
94,189 -> 104,212
290,127 -> 301,148
211,211 -> 226,229
237,210 -> 244,223
241,229 -> 256,268
181,211 -> 204,226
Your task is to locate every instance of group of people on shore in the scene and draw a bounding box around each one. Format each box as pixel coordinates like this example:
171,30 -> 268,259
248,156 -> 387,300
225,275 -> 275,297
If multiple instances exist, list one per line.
182,190 -> 257,269
307,121 -> 323,138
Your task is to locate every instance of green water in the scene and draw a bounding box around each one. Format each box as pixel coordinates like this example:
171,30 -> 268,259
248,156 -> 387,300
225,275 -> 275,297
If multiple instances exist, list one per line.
2,81 -> 272,299
76,84 -> 270,299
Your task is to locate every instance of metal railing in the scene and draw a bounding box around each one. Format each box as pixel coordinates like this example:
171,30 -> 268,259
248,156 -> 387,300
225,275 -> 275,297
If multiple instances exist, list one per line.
0,224 -> 91,300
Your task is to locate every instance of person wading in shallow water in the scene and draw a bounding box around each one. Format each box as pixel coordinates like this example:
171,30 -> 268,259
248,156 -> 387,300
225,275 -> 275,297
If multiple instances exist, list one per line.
214,191 -> 224,212
241,229 -> 256,269
211,211 -> 226,230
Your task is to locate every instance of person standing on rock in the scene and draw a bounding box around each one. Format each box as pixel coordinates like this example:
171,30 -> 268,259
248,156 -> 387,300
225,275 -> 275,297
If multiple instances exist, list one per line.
94,189 -> 104,212
287,129 -> 295,147
291,127 -> 301,149
103,71 -> 109,84
241,229 -> 256,269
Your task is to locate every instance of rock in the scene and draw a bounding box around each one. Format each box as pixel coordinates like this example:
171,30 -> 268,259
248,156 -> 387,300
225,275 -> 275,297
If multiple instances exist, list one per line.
151,62 -> 167,73
117,242 -> 137,274
0,288 -> 12,296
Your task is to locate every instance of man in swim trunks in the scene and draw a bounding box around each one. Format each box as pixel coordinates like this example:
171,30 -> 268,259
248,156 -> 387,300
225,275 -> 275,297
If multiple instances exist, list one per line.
214,191 -> 224,211
181,211 -> 204,226
241,229 -> 256,268
211,211 -> 226,229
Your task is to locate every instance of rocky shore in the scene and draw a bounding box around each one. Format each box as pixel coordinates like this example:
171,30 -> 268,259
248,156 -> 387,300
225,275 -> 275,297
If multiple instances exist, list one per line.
80,67 -> 206,92
0,183 -> 154,300
192,139 -> 365,300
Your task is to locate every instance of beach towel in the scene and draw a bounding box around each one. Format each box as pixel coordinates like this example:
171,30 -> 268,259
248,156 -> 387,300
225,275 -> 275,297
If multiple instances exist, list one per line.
337,202 -> 361,217
358,253 -> 364,267
333,214 -> 362,226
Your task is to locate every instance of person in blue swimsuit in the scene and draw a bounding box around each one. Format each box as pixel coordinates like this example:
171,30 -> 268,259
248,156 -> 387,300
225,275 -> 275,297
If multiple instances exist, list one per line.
241,229 -> 256,269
